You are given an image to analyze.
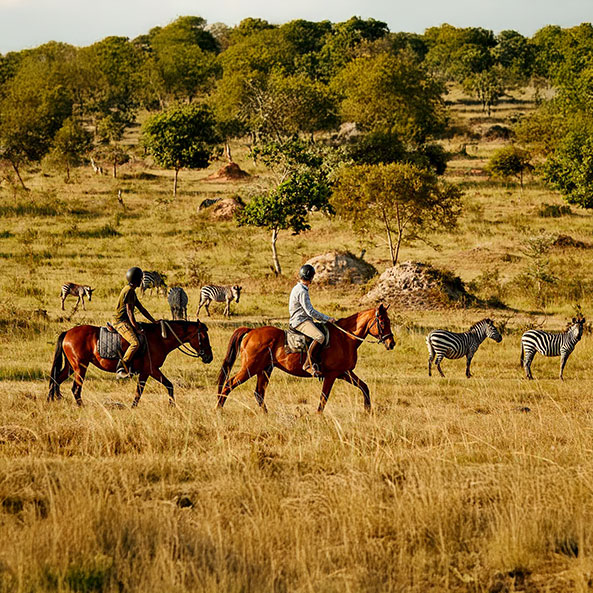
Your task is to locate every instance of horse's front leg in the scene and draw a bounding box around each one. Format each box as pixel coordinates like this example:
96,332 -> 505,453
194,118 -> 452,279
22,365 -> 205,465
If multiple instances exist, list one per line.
149,370 -> 175,407
132,373 -> 149,408
317,374 -> 338,413
339,370 -> 371,412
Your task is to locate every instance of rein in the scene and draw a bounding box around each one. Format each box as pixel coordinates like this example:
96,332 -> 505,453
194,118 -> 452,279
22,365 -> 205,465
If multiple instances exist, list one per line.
161,321 -> 203,358
330,312 -> 392,345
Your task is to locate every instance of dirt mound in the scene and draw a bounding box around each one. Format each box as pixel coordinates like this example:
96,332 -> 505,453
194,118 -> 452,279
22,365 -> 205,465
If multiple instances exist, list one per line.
553,234 -> 589,249
361,261 -> 477,310
306,252 -> 377,285
206,162 -> 250,182
208,196 -> 245,221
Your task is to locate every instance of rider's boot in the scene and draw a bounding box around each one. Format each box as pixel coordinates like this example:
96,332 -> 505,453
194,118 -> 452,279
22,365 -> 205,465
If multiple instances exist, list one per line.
116,359 -> 132,380
303,340 -> 322,378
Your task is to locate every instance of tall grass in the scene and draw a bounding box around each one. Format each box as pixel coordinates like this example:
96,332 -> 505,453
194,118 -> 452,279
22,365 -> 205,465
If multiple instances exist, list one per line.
1,94 -> 593,591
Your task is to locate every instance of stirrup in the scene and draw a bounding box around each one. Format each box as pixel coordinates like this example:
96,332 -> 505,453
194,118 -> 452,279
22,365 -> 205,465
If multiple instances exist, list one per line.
304,363 -> 323,378
116,360 -> 132,380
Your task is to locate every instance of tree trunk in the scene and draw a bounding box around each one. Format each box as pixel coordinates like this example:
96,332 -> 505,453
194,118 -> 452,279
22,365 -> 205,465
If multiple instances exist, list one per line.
271,228 -> 281,275
112,158 -> 117,178
225,142 -> 232,163
173,168 -> 179,197
10,159 -> 27,190
382,208 -> 397,266
65,162 -> 70,183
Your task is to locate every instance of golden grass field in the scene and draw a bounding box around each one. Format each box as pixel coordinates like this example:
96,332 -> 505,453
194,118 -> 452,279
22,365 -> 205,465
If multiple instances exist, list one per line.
2,92 -> 593,592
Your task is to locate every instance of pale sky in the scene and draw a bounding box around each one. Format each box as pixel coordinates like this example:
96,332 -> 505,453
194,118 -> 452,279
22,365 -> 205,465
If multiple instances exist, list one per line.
0,0 -> 591,53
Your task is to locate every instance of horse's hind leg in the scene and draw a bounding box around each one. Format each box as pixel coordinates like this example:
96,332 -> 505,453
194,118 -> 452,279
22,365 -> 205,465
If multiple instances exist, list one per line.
217,367 -> 254,408
339,370 -> 371,412
132,373 -> 149,408
50,363 -> 73,401
71,363 -> 88,406
254,366 -> 273,413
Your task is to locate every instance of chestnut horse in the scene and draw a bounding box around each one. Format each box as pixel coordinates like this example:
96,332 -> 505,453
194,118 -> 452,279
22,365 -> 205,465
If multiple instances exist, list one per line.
48,320 -> 213,406
217,304 -> 395,412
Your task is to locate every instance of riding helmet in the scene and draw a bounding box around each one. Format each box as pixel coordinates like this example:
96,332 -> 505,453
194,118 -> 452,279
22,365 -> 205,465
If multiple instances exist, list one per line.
126,266 -> 143,285
299,264 -> 316,281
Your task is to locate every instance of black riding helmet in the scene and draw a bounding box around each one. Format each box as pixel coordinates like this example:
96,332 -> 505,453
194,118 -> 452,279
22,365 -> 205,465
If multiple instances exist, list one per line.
126,266 -> 143,286
299,264 -> 315,281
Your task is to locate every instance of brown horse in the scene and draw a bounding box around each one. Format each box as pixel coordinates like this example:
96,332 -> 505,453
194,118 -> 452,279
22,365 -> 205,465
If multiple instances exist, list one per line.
217,304 -> 395,412
48,320 -> 213,406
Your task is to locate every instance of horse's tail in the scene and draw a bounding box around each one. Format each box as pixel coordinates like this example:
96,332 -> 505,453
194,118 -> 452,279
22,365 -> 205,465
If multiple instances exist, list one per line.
48,330 -> 67,400
217,327 -> 251,394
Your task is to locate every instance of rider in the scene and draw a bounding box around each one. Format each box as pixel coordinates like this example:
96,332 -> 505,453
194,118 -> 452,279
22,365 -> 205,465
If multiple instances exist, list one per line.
289,264 -> 336,377
113,266 -> 157,379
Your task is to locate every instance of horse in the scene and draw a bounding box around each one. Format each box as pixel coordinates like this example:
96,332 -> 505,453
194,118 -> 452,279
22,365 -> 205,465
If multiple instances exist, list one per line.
48,320 -> 213,406
217,304 -> 395,412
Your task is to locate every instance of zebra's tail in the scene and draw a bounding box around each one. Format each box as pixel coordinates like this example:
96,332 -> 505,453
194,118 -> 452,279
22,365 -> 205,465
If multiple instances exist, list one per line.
48,330 -> 67,401
217,327 -> 251,394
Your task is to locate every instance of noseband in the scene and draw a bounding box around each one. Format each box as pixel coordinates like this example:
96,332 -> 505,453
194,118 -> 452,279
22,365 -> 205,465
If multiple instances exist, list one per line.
368,311 -> 394,345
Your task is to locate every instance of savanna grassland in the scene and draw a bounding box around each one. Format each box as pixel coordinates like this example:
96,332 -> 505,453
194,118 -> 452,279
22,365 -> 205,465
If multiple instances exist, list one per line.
2,92 -> 593,593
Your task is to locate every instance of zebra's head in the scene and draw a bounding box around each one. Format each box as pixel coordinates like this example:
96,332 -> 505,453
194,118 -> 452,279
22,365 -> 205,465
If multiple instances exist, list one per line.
85,286 -> 94,301
471,318 -> 502,342
569,317 -> 586,340
232,285 -> 242,303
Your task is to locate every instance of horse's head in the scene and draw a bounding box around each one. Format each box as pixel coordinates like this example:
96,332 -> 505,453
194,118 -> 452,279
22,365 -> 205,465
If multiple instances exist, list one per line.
191,319 -> 213,363
370,303 -> 395,350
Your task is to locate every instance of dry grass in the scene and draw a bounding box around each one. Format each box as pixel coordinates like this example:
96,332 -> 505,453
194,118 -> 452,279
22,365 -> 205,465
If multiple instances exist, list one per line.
1,93 -> 593,592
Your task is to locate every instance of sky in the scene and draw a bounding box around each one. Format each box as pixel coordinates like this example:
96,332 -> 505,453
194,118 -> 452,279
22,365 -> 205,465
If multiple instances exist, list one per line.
0,0 -> 591,53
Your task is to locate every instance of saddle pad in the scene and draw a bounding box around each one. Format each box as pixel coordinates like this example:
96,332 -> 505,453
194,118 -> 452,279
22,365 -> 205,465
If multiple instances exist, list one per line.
98,327 -> 121,359
285,324 -> 330,354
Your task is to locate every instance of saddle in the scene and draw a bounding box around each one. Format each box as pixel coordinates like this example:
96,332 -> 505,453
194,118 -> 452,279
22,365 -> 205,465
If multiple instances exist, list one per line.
98,324 -> 147,359
284,323 -> 330,354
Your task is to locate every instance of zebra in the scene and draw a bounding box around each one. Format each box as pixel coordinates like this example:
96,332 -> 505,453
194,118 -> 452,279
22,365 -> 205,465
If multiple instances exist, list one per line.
168,286 -> 188,320
521,318 -> 585,380
197,285 -> 242,317
141,271 -> 167,296
427,318 -> 502,378
61,283 -> 93,311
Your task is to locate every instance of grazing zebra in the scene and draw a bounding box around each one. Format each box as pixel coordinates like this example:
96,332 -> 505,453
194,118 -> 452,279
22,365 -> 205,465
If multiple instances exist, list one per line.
427,318 -> 502,378
61,283 -> 93,311
521,318 -> 585,380
197,285 -> 242,317
168,286 -> 188,320
141,271 -> 167,296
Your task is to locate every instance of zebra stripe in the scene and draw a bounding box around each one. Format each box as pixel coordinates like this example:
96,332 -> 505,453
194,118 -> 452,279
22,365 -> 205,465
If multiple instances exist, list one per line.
197,285 -> 242,317
426,318 -> 502,378
521,319 -> 585,380
61,283 -> 93,311
141,271 -> 167,296
168,287 -> 188,320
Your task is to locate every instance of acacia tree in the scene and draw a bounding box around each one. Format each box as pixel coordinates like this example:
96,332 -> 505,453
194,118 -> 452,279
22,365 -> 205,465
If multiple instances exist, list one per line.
45,118 -> 92,182
237,140 -> 333,274
142,103 -> 220,196
332,163 -> 462,266
487,145 -> 533,189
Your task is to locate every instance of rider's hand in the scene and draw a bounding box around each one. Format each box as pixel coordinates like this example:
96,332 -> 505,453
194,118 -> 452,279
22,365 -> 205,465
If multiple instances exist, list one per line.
328,317 -> 337,323
136,326 -> 144,333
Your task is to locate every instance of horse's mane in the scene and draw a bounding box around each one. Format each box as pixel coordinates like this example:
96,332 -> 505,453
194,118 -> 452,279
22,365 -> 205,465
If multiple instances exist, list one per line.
337,307 -> 379,326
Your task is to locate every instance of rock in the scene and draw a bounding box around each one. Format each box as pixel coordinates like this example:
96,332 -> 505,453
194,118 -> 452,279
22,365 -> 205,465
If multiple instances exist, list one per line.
553,234 -> 589,249
208,196 -> 245,221
305,251 -> 377,285
206,162 -> 250,182
361,261 -> 477,310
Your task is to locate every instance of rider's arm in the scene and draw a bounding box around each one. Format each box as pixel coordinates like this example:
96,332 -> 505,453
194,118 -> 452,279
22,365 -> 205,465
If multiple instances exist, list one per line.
126,303 -> 140,330
299,287 -> 331,322
136,300 -> 157,324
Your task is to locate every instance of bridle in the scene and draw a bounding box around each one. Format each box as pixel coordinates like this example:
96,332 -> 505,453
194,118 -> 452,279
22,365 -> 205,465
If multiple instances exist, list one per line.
331,310 -> 393,345
161,320 -> 207,358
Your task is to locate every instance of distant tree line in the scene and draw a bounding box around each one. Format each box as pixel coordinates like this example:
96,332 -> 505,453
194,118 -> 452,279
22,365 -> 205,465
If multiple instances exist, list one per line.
1,16 -> 593,268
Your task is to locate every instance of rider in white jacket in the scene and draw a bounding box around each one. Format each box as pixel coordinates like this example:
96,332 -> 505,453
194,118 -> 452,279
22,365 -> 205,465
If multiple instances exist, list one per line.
289,264 -> 335,376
